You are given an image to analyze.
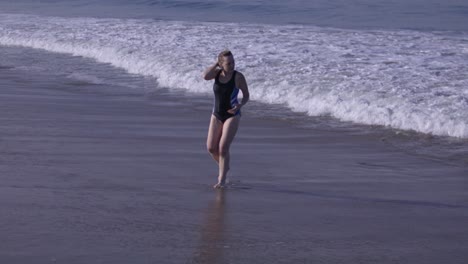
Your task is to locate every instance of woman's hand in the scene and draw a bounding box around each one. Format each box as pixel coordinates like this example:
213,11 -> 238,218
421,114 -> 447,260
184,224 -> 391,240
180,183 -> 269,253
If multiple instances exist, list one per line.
227,104 -> 242,114
202,62 -> 221,80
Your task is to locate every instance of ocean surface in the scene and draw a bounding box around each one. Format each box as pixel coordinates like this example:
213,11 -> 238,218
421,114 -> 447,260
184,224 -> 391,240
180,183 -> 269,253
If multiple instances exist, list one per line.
0,0 -> 467,163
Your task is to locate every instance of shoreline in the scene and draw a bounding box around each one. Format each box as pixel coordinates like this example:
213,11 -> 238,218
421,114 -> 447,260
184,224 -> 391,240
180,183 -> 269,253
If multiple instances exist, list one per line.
0,59 -> 467,263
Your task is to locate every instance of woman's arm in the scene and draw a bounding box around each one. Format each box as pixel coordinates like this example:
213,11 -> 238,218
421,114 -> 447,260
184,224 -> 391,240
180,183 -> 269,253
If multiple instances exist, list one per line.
202,62 -> 220,80
227,72 -> 250,114
236,72 -> 250,106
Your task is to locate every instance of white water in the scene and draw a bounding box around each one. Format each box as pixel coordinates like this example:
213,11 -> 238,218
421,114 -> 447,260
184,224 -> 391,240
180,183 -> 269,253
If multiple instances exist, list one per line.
1,14 -> 468,138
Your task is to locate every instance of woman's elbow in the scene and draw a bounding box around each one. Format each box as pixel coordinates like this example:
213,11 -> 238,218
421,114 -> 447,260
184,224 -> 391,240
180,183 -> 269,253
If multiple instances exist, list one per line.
202,73 -> 212,80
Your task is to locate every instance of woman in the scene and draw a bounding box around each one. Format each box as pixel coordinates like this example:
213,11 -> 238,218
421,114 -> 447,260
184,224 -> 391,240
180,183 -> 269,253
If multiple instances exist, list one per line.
202,50 -> 250,188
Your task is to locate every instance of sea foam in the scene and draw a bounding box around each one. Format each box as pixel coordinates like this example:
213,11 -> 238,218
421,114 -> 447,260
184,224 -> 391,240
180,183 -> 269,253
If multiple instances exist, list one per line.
1,14 -> 467,138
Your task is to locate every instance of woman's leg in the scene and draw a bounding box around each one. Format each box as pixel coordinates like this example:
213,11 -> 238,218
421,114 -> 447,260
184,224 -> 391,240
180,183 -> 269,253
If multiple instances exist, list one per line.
207,115 -> 223,163
214,115 -> 240,188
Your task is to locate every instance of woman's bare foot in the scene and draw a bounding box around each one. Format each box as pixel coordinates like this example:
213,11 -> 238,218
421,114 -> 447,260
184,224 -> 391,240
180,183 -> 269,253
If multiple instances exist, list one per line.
213,182 -> 225,189
213,176 -> 227,189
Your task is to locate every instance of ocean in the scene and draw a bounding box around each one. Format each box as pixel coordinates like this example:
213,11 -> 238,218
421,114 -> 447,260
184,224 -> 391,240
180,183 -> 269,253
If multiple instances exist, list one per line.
1,0 -> 467,163
2,2 -> 468,262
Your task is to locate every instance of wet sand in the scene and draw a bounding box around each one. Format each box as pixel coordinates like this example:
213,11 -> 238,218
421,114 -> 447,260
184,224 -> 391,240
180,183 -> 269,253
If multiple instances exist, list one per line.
0,67 -> 467,264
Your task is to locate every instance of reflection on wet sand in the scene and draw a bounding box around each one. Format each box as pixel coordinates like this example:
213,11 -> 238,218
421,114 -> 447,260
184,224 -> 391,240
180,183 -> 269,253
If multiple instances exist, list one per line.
192,190 -> 227,264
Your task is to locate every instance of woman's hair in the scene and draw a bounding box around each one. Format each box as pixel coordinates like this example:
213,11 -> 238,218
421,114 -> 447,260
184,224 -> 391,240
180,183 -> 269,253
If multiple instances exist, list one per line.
218,50 -> 233,65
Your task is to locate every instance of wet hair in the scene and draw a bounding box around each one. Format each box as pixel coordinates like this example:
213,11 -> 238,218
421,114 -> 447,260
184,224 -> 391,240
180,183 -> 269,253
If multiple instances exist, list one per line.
217,50 -> 233,65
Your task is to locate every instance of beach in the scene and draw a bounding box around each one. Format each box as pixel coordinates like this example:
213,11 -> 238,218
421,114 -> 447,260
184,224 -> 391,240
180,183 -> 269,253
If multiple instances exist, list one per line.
1,53 -> 467,264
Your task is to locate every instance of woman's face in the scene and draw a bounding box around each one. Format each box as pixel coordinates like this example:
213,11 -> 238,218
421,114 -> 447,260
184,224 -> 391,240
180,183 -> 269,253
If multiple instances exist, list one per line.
220,55 -> 235,73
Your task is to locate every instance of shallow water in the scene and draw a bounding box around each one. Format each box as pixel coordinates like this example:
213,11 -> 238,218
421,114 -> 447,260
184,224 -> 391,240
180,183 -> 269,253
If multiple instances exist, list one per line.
0,0 -> 467,163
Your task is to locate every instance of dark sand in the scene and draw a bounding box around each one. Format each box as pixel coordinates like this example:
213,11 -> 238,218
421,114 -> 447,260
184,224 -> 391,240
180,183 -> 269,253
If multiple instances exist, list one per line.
1,67 -> 467,264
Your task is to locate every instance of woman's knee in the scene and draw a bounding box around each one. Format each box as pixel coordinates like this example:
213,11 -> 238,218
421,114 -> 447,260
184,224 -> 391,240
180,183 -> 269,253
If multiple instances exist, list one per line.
207,145 -> 218,155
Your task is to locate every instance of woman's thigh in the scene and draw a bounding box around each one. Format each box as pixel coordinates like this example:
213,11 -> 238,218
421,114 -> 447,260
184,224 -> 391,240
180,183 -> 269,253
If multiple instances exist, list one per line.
207,115 -> 223,150
219,116 -> 240,152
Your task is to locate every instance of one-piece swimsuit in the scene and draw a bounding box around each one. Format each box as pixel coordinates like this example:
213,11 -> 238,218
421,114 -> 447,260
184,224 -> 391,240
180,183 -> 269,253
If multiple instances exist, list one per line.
212,70 -> 240,123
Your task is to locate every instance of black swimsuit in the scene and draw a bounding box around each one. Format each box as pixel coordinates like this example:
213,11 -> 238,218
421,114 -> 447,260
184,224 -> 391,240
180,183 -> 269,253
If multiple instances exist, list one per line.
212,70 -> 241,123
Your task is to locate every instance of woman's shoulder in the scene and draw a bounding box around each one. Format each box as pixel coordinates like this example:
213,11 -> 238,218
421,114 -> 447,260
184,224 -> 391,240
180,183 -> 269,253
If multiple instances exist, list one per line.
234,71 -> 248,89
235,70 -> 245,80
